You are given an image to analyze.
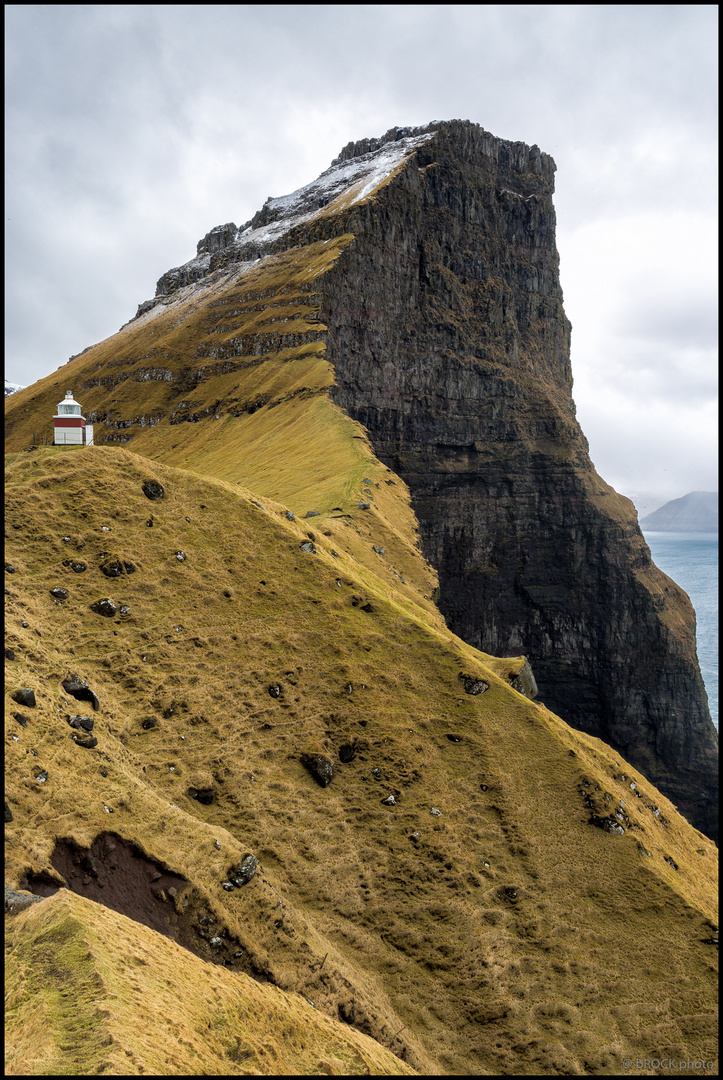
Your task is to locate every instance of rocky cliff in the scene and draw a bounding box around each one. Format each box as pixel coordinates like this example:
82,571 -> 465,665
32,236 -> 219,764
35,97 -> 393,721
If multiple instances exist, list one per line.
4,121 -> 717,841
276,121 -> 719,840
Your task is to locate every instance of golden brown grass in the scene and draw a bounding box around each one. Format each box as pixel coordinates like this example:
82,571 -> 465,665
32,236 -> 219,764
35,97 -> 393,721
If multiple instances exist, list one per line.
5,889 -> 416,1075
4,445 -> 718,1075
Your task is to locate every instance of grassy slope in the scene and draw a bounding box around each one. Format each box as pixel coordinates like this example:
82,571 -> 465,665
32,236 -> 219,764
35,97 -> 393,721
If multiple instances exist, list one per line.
6,889 -> 415,1076
3,161 -> 718,1074
4,446 -> 718,1076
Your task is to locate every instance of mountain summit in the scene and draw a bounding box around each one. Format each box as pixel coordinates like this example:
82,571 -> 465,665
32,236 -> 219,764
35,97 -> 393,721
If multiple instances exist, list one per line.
4,121 -> 718,1074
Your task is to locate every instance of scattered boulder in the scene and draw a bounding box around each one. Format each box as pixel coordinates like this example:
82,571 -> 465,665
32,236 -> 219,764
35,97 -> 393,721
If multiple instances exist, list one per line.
358,502 -> 371,510
100,558 -> 136,577
227,854 -> 259,887
268,683 -> 282,698
188,786 -> 215,805
175,551 -> 186,562
142,479 -> 164,500
446,734 -> 463,743
12,713 -> 29,728
62,675 -> 100,711
588,814 -> 625,835
299,541 -> 315,553
304,511 -> 320,518
5,563 -> 16,573
67,715 -> 94,732
301,753 -> 335,787
90,598 -> 117,617
460,673 -> 490,695
72,734 -> 98,749
141,718 -> 157,730
381,794 -> 396,806
510,659 -> 538,700
11,688 -> 35,708
5,887 -> 43,916
49,587 -> 69,600
5,801 -> 13,823
5,648 -> 16,661
430,807 -> 442,816
339,741 -> 356,763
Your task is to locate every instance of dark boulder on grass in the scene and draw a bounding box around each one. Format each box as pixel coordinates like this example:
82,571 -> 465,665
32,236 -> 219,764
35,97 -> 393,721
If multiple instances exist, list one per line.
101,558 -> 136,578
301,753 -> 335,787
227,854 -> 258,887
67,715 -> 94,732
62,675 -> 100,711
11,688 -> 35,708
90,598 -> 117,618
142,479 -> 164,500
460,673 -> 489,695
72,734 -> 99,749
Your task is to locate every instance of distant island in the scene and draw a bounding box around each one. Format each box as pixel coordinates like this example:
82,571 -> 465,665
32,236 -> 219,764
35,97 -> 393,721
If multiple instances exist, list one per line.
640,491 -> 718,532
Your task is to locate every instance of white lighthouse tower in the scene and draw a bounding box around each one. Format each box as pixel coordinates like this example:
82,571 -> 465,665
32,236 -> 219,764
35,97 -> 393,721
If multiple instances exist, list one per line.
53,390 -> 91,445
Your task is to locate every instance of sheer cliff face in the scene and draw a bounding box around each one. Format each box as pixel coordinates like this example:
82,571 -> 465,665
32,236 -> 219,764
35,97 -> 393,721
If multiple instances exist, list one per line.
299,121 -> 717,839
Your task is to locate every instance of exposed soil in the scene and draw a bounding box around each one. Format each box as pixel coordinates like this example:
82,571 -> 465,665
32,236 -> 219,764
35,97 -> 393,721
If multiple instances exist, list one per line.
20,832 -> 266,980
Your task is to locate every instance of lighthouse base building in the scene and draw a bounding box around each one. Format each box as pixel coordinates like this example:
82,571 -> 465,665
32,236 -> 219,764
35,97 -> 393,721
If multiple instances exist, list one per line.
53,391 -> 93,445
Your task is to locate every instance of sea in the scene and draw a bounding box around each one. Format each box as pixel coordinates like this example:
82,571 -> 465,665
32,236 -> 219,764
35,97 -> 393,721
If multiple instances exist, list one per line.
642,531 -> 719,730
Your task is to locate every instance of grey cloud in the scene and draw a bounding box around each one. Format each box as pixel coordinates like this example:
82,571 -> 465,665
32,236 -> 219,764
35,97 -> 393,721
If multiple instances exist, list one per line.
5,5 -> 717,506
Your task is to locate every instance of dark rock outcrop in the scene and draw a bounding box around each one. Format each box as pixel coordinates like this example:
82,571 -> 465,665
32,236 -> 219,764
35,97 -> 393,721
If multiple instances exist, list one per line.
11,688 -> 36,708
301,753 -> 335,787
62,675 -> 100,711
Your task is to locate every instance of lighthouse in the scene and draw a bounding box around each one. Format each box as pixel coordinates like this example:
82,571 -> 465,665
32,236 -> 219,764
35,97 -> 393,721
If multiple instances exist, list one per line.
53,391 -> 93,445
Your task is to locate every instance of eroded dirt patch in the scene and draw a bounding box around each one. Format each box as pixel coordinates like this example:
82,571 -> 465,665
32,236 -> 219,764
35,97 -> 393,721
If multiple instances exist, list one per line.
19,832 -> 267,980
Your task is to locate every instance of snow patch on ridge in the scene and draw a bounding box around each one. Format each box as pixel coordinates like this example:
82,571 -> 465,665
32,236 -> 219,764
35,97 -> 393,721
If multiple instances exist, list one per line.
140,131 -> 435,312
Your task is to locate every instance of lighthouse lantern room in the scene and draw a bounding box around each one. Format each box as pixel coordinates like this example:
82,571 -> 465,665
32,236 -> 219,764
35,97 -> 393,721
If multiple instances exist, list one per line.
54,390 -> 88,445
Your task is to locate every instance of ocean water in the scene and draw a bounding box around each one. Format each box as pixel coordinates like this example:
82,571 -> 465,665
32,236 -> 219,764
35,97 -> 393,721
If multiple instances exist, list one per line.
643,531 -> 719,730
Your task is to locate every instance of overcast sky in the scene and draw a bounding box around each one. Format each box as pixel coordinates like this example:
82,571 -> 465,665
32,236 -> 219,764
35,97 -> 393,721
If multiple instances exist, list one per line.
5,4 -> 718,515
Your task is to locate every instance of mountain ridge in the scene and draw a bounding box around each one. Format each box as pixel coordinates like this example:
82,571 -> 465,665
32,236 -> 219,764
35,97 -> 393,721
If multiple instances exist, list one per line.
641,491 -> 718,533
